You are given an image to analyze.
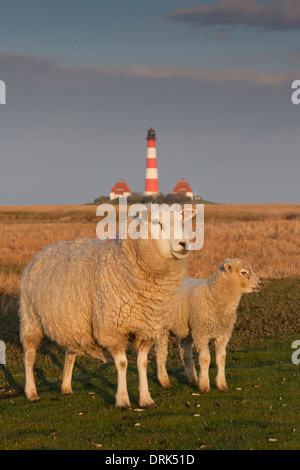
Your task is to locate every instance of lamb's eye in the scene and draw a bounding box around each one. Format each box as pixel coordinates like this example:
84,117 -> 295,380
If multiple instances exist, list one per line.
241,270 -> 249,278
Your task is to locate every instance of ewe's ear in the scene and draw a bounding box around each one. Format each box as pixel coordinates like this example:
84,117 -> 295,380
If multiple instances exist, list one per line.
180,208 -> 197,222
138,210 -> 148,224
224,262 -> 232,273
128,205 -> 149,224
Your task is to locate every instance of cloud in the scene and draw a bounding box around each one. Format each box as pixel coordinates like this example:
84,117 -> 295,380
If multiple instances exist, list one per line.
206,32 -> 231,40
165,0 -> 300,31
232,53 -> 271,65
280,48 -> 300,65
0,52 -> 292,90
70,64 -> 290,86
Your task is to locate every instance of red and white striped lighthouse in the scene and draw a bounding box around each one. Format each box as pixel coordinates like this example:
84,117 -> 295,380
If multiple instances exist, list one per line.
144,127 -> 159,196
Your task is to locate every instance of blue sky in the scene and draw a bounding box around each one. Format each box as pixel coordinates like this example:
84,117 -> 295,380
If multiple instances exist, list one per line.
0,0 -> 299,204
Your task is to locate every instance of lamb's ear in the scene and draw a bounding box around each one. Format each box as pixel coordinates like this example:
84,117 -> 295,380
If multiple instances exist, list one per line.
180,207 -> 197,222
224,261 -> 232,273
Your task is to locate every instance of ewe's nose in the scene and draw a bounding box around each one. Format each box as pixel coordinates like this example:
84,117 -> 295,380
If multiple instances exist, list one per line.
178,241 -> 188,250
170,239 -> 190,259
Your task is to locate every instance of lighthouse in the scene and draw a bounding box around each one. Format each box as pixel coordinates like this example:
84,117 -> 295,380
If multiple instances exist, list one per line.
144,127 -> 159,196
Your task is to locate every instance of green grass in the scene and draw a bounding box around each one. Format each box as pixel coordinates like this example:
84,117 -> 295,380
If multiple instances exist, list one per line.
0,279 -> 299,450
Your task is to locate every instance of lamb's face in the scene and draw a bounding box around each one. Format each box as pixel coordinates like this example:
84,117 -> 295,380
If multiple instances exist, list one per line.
223,259 -> 262,294
149,207 -> 196,260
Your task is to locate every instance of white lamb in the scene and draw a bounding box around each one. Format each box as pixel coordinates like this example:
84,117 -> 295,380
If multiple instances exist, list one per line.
19,205 -> 196,408
156,259 -> 262,393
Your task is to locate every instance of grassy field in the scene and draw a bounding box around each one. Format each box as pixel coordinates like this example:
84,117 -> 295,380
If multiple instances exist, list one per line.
0,287 -> 299,450
0,204 -> 299,450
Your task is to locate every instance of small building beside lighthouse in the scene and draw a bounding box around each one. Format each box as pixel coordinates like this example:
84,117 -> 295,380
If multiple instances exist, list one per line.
110,178 -> 131,200
173,178 -> 193,200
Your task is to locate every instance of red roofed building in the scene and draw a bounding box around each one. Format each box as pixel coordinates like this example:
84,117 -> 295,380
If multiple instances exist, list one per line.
110,178 -> 131,200
173,178 -> 193,199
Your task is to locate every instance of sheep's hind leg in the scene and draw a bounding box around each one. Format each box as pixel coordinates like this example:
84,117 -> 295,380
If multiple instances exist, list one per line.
215,336 -> 229,392
179,336 -> 198,386
61,350 -> 77,395
111,349 -> 130,409
195,338 -> 211,393
156,331 -> 171,388
22,326 -> 43,402
137,342 -> 155,408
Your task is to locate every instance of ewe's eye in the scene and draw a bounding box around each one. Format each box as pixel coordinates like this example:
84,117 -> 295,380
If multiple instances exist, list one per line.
152,219 -> 162,228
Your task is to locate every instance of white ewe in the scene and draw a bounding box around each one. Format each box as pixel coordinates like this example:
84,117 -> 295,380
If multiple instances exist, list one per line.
156,259 -> 261,393
19,205 -> 196,408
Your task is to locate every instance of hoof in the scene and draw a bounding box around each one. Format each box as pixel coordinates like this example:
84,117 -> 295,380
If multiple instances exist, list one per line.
61,388 -> 73,396
116,396 -> 131,409
139,397 -> 155,408
217,384 -> 229,393
187,377 -> 198,386
159,378 -> 171,389
26,393 -> 40,402
185,371 -> 198,386
116,402 -> 131,410
199,385 -> 210,394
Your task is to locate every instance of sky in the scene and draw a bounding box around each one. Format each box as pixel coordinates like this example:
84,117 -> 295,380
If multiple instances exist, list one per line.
0,0 -> 299,204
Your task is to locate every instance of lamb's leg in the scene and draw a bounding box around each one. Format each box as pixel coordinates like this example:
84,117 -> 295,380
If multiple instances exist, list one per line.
156,331 -> 171,388
137,341 -> 155,408
111,349 -> 130,409
22,325 -> 43,402
179,336 -> 198,386
195,338 -> 211,393
61,350 -> 77,395
215,336 -> 229,392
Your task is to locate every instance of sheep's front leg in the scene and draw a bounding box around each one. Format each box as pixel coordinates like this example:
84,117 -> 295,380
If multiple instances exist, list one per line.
61,350 -> 77,395
179,336 -> 198,386
137,342 -> 155,408
111,349 -> 130,409
195,338 -> 211,393
156,331 -> 171,388
215,336 -> 229,392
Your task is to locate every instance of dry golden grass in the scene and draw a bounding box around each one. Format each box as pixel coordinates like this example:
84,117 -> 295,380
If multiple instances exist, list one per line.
203,203 -> 300,221
0,202 -> 299,218
0,223 -> 95,296
0,204 -> 98,213
0,204 -> 299,298
188,218 -> 300,279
